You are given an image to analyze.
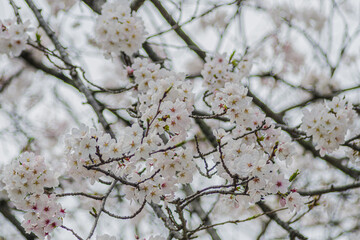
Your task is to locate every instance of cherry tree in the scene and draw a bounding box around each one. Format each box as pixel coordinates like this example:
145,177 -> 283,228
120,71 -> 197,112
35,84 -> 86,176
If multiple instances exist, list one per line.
1,0 -> 360,239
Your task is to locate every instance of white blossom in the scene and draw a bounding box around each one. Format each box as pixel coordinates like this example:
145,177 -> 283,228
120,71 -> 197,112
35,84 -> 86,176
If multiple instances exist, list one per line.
94,0 -> 146,58
0,19 -> 30,57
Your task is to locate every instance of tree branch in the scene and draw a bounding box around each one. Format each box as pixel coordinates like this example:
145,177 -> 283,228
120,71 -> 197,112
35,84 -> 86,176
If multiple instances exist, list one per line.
183,185 -> 221,240
150,0 -> 206,61
0,200 -> 36,240
24,0 -> 115,138
257,202 -> 308,240
298,182 -> 360,196
86,181 -> 117,240
149,203 -> 183,239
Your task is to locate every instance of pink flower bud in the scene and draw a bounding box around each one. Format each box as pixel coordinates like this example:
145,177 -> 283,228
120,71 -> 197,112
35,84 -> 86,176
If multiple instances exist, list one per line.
127,66 -> 134,76
280,197 -> 286,207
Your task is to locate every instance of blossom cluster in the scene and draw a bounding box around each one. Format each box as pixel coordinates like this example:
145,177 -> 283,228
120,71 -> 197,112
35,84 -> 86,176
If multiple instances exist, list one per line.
301,97 -> 356,156
202,55 -> 260,129
63,55 -> 307,223
211,82 -> 256,126
202,55 -> 262,132
123,147 -> 196,203
94,0 -> 146,58
22,194 -> 65,239
0,19 -> 30,57
132,58 -> 194,140
65,59 -> 196,204
2,0 -> 360,238
65,121 -> 195,204
201,54 -> 304,211
201,54 -> 252,91
215,126 -> 302,211
2,152 -> 64,239
64,124 -> 117,182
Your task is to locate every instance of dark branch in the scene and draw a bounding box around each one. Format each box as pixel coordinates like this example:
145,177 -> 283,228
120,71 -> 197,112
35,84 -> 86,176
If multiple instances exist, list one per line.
298,182 -> 360,196
150,0 -> 207,61
257,202 -> 308,240
0,200 -> 36,240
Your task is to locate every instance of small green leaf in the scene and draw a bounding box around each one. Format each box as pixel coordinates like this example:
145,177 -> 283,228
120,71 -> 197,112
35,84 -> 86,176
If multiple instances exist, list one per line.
289,169 -> 300,182
138,167 -> 146,175
229,50 -> 236,63
35,33 -> 41,43
175,141 -> 186,148
231,59 -> 239,68
92,207 -> 97,215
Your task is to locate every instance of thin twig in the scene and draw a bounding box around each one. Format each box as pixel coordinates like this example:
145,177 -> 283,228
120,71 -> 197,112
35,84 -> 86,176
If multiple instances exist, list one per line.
56,192 -> 104,200
298,182 -> 360,196
61,225 -> 84,240
103,199 -> 146,219
257,202 -> 308,240
86,180 -> 118,240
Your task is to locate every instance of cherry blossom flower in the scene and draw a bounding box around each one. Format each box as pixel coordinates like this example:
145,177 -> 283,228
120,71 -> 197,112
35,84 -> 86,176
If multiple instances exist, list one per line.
94,0 -> 146,58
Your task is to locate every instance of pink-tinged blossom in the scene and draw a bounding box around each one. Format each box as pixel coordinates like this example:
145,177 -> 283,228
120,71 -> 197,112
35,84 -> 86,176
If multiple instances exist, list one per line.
268,174 -> 290,194
279,197 -> 286,207
286,192 -> 304,212
248,188 -> 266,203
0,19 -> 30,57
2,153 -> 64,239
2,152 -> 59,208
